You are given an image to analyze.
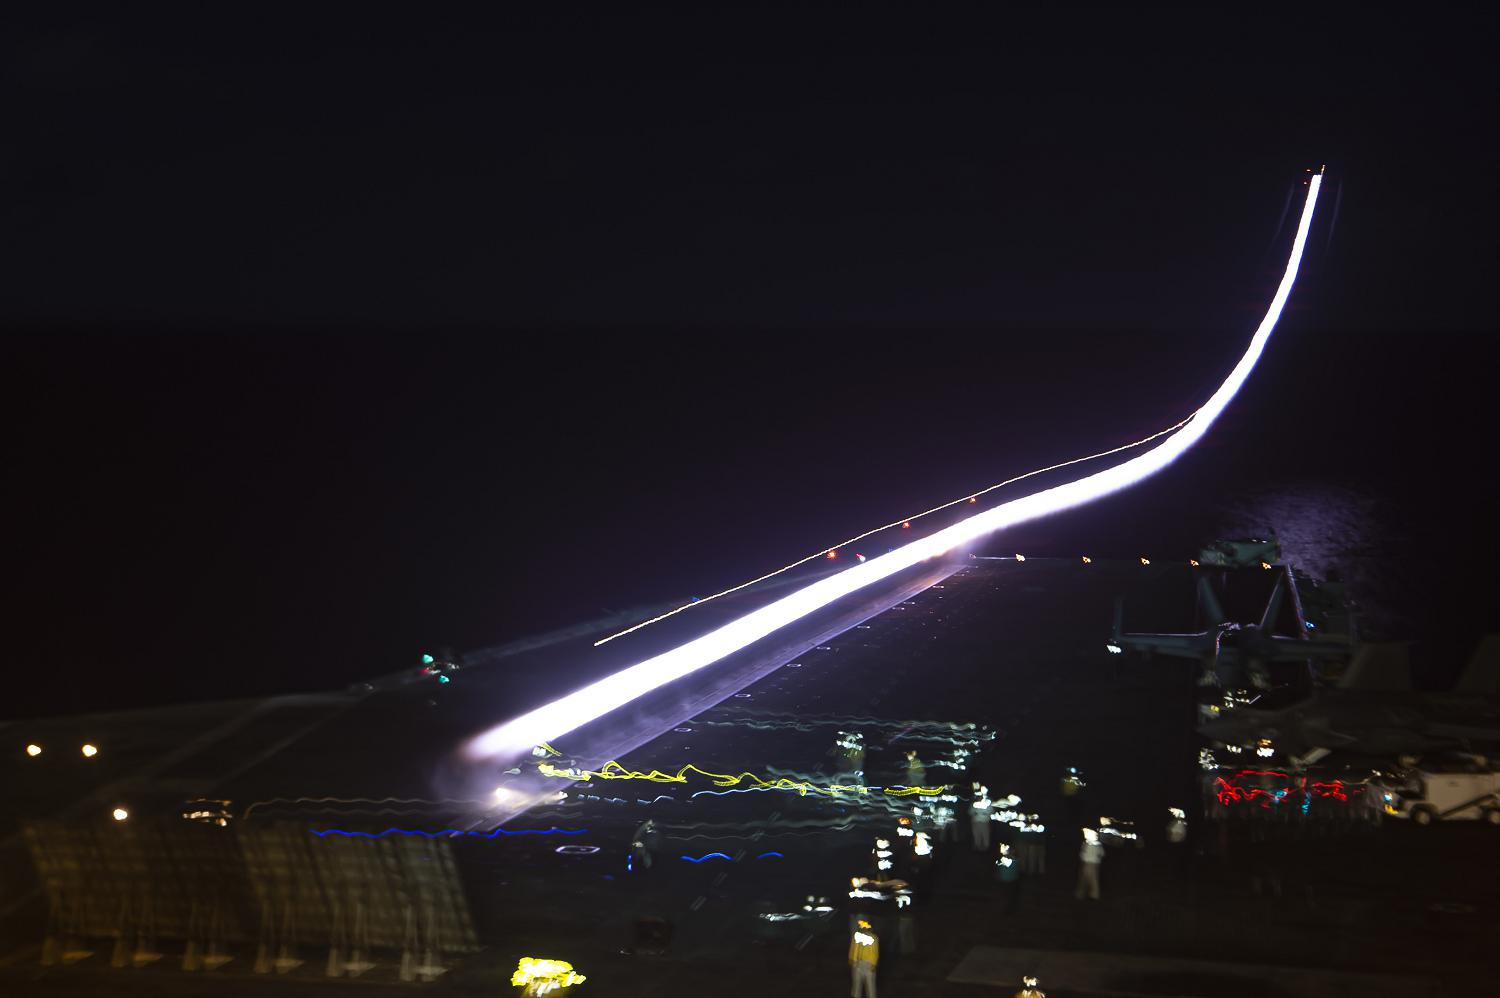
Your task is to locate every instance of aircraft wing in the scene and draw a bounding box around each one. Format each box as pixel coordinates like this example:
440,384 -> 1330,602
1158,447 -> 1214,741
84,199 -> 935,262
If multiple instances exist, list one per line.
1263,635 -> 1355,661
1117,633 -> 1216,658
1338,643 -> 1414,691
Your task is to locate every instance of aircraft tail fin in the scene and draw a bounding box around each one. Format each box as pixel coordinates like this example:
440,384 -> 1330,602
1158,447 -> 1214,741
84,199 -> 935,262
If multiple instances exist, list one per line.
1196,576 -> 1226,627
1337,642 -> 1413,692
1454,635 -> 1500,696
1259,571 -> 1287,632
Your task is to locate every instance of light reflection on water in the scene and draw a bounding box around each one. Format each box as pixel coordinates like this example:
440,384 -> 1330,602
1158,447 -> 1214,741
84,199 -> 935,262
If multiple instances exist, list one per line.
1215,484 -> 1407,638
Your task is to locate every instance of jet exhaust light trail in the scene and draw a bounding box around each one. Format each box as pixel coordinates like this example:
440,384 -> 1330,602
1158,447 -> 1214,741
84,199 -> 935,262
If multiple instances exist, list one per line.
594,410 -> 1194,646
466,172 -> 1323,761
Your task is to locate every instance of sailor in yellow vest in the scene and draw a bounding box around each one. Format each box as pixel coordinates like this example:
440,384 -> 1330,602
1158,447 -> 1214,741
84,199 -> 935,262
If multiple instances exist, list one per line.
849,918 -> 879,997
1014,973 -> 1046,997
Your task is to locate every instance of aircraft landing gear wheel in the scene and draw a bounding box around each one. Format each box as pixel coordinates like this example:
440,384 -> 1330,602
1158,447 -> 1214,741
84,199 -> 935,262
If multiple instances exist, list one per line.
1410,806 -> 1435,826
1482,807 -> 1500,826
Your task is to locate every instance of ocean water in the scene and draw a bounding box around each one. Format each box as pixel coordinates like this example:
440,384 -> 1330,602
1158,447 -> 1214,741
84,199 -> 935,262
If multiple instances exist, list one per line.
1215,485 -> 1405,636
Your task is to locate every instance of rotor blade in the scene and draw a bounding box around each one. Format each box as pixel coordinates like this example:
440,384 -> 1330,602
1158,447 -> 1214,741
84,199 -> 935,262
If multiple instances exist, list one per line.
1197,576 -> 1227,627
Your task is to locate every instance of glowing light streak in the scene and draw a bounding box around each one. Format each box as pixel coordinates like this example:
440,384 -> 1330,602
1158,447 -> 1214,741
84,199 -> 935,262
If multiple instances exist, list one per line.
1214,768 -> 1365,810
512,958 -> 586,994
243,795 -> 490,821
709,710 -> 988,735
757,851 -> 785,859
470,173 -> 1322,758
310,826 -> 587,839
538,758 -> 943,798
595,416 -> 1198,649
670,817 -> 857,835
680,852 -> 733,863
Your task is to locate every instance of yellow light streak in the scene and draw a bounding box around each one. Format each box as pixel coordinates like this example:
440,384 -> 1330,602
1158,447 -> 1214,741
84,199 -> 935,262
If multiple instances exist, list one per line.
511,957 -> 586,993
537,759 -> 943,798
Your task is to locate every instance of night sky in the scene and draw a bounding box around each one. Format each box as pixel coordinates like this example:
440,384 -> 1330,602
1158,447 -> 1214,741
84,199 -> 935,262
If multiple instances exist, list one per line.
4,9 -> 1497,717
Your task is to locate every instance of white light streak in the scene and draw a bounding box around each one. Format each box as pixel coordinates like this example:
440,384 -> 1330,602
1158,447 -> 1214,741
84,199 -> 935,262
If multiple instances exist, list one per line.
467,173 -> 1322,760
594,415 -> 1196,646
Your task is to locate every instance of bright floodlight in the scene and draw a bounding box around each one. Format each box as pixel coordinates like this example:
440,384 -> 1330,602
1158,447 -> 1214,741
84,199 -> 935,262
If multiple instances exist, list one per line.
81,743 -> 98,758
25,744 -> 42,757
112,807 -> 128,821
466,173 -> 1324,761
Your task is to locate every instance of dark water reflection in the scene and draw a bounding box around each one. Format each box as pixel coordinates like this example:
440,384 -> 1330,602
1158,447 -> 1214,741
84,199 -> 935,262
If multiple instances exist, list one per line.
1216,483 -> 1407,637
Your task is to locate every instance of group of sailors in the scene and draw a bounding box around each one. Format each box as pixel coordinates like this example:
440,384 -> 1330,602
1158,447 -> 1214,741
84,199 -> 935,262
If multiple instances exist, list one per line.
626,736 -> 1197,996
839,747 -> 1196,994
